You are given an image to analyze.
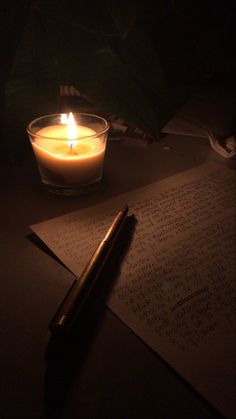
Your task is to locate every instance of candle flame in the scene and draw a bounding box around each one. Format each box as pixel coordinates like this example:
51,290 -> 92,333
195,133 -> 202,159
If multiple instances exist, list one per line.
60,112 -> 77,149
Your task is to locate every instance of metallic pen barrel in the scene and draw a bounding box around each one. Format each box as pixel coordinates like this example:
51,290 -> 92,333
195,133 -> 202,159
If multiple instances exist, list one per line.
50,205 -> 128,335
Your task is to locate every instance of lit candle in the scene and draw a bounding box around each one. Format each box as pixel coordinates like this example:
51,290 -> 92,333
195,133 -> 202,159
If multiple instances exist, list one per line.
27,113 -> 109,194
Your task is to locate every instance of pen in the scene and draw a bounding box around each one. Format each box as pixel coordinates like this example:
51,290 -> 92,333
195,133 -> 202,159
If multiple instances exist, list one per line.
50,204 -> 129,335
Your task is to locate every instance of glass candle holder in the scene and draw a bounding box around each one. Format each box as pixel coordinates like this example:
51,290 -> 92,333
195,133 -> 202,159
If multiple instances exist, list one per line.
27,113 -> 109,195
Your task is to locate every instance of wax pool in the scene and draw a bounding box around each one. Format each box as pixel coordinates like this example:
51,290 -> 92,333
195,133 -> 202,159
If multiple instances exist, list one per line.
32,124 -> 106,185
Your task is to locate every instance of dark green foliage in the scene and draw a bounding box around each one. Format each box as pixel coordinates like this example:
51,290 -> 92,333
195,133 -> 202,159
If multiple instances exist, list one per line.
5,0 -> 180,155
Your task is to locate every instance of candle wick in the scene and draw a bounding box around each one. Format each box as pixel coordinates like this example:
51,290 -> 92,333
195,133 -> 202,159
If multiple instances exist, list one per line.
68,142 -> 78,156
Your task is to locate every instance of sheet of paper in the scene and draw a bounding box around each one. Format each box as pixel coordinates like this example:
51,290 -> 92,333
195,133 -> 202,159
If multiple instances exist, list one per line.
31,162 -> 236,417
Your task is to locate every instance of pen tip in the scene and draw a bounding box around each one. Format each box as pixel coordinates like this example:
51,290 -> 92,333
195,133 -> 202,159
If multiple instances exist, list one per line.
121,204 -> 129,214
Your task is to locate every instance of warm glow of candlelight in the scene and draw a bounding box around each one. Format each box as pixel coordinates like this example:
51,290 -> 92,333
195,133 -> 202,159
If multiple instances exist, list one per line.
60,113 -> 68,124
28,112 -> 109,193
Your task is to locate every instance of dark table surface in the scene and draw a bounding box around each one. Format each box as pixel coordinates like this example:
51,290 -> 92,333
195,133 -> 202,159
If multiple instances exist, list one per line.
1,133 -> 235,419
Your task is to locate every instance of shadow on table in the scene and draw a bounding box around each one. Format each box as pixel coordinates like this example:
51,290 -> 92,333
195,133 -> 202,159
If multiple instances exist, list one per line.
28,232 -> 70,271
42,214 -> 137,419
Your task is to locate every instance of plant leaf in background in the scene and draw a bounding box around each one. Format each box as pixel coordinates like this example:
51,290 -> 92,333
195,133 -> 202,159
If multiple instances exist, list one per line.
5,0 -> 187,156
106,1 -> 177,120
39,0 -> 169,138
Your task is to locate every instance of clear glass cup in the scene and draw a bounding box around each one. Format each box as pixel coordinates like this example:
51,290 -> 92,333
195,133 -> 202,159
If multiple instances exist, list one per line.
27,113 -> 109,195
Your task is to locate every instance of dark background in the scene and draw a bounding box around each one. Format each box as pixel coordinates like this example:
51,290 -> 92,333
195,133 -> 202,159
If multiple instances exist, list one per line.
3,1 -> 236,85
2,1 -> 236,157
